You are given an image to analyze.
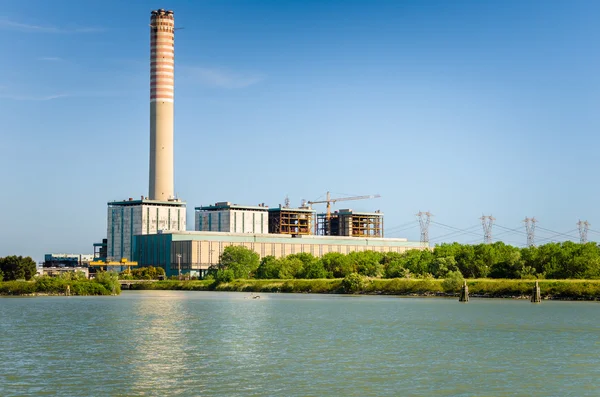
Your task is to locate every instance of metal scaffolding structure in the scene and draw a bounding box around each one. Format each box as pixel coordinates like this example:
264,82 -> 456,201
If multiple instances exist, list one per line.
268,207 -> 315,235
318,210 -> 383,237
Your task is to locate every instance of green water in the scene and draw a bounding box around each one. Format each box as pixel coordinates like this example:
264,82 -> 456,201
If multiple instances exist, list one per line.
1,291 -> 599,396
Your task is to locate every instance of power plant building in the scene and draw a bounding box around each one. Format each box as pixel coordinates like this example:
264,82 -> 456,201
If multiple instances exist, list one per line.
195,202 -> 269,234
106,9 -> 186,262
134,232 -> 426,277
268,206 -> 316,235
99,9 -> 424,273
318,209 -> 384,238
107,198 -> 186,261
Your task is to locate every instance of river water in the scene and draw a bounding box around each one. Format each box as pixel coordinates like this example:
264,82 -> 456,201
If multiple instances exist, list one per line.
1,291 -> 599,396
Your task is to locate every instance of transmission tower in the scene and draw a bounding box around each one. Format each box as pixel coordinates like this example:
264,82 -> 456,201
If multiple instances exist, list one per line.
577,220 -> 590,244
523,217 -> 537,247
416,211 -> 432,246
480,215 -> 495,244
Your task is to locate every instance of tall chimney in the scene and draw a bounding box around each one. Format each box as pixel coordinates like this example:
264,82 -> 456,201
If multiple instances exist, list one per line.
149,9 -> 175,201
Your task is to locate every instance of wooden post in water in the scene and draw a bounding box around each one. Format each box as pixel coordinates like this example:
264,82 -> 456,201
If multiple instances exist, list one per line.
531,280 -> 541,303
459,280 -> 469,302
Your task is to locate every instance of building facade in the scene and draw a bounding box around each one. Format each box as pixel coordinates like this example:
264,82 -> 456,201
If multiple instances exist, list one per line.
195,202 -> 269,234
134,231 -> 427,277
107,198 -> 186,261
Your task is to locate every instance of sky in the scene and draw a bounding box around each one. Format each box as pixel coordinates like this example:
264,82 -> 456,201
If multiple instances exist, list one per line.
1,0 -> 599,262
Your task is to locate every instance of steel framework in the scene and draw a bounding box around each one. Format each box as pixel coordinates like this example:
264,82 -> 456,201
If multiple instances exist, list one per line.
480,215 -> 496,244
577,220 -> 590,244
416,211 -> 432,245
523,217 -> 537,247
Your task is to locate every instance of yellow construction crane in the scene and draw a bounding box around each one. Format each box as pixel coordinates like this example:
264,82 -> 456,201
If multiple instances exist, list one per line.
307,191 -> 381,235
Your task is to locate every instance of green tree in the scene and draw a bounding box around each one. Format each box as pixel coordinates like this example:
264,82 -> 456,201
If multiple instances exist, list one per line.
347,251 -> 383,277
299,258 -> 328,279
95,271 -> 121,294
278,257 -> 304,279
127,266 -> 166,280
428,256 -> 458,278
383,259 -> 410,278
215,269 -> 235,283
321,252 -> 354,278
488,242 -> 523,279
0,256 -> 37,281
255,256 -> 280,279
401,249 -> 433,276
218,245 -> 260,279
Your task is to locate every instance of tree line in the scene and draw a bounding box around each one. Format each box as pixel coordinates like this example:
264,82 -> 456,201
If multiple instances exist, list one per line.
0,256 -> 37,281
207,241 -> 600,282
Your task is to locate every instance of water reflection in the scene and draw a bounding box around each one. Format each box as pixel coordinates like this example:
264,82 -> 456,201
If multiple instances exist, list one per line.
1,293 -> 600,396
124,292 -> 195,395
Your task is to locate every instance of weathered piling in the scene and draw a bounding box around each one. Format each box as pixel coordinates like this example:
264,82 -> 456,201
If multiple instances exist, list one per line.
531,280 -> 541,303
459,280 -> 469,302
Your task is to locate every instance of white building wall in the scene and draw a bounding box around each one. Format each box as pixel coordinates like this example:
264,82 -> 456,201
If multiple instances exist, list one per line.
196,209 -> 267,233
108,202 -> 186,261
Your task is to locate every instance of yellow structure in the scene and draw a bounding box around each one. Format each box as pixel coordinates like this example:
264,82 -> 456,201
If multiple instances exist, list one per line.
89,258 -> 138,273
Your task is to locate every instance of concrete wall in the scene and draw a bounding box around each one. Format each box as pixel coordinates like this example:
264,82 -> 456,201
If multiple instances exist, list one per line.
108,202 -> 186,261
195,209 -> 268,234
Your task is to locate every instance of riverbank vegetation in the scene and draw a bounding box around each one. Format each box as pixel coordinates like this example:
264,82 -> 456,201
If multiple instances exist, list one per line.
128,277 -> 600,300
204,242 -> 600,283
119,266 -> 165,280
0,271 -> 120,296
139,243 -> 600,299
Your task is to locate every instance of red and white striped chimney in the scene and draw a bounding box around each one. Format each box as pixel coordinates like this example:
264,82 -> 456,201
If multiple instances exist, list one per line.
149,9 -> 175,201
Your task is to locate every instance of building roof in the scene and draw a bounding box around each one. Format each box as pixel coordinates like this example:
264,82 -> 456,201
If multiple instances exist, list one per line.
108,198 -> 186,207
195,202 -> 268,211
268,206 -> 316,213
139,230 -> 413,246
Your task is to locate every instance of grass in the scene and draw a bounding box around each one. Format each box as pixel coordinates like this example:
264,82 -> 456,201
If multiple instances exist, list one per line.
6,277 -> 599,300
127,277 -> 600,300
0,276 -> 120,296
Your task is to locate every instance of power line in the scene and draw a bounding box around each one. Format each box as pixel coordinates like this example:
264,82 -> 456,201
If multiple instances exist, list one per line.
495,224 -> 528,236
429,224 -> 481,242
535,228 -> 580,244
386,220 -> 419,232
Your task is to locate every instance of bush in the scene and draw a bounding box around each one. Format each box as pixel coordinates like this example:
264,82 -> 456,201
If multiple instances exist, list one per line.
215,269 -> 234,284
342,273 -> 368,294
441,271 -> 464,293
95,271 -> 121,294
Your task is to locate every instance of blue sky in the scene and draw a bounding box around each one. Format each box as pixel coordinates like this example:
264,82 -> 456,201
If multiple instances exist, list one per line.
1,0 -> 599,261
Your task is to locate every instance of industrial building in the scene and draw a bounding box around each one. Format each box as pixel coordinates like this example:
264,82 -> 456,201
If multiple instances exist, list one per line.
317,209 -> 384,237
268,205 -> 316,235
134,231 -> 425,277
195,202 -> 268,233
44,254 -> 94,268
95,9 -> 425,276
106,9 -> 186,262
107,198 -> 186,261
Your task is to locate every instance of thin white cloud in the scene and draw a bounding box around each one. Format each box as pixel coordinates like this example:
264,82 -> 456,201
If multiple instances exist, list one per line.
0,93 -> 68,101
0,89 -> 130,101
0,17 -> 103,33
181,66 -> 265,89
